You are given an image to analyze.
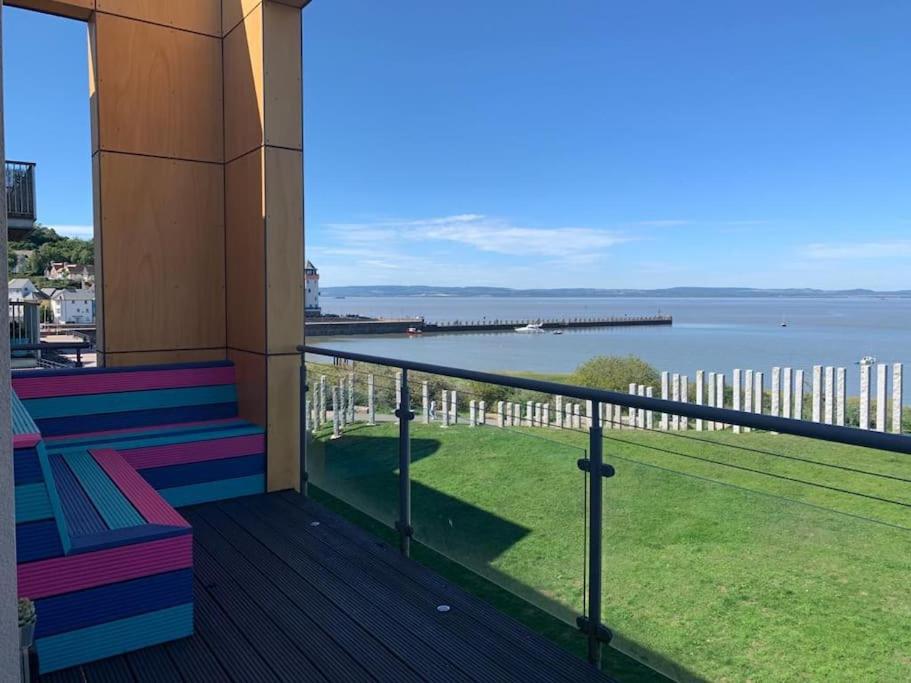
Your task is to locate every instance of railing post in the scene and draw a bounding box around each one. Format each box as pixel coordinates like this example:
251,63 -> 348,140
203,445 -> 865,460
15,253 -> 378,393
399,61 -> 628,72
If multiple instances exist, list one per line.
396,368 -> 414,556
299,356 -> 309,496
577,401 -> 612,667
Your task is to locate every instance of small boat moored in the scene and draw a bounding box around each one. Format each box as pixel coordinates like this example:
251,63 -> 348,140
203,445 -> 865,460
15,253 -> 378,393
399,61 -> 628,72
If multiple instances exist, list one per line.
515,322 -> 545,333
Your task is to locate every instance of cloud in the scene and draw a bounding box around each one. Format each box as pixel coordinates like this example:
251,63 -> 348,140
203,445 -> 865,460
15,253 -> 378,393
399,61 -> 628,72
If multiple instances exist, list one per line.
325,214 -> 633,261
804,240 -> 911,260
48,224 -> 94,239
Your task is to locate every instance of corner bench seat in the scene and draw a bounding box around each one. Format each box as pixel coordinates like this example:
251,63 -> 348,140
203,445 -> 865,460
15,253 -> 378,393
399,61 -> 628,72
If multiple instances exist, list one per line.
12,361 -> 267,673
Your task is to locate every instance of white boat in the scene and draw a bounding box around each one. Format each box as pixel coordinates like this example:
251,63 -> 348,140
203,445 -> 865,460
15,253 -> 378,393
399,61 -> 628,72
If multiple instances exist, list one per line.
515,322 -> 545,333
857,355 -> 876,366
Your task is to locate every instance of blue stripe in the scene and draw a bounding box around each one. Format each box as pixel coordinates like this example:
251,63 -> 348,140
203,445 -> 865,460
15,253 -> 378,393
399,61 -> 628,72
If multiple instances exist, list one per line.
63,451 -> 144,530
142,454 -> 265,490
12,391 -> 40,436
36,403 -> 239,437
15,520 -> 63,563
35,569 -> 193,638
14,447 -> 43,485
25,385 -> 238,420
14,359 -> 230,379
49,418 -> 253,449
70,525 -> 190,554
15,483 -> 52,523
53,424 -> 263,456
159,474 -> 265,508
50,455 -> 106,537
36,603 -> 194,673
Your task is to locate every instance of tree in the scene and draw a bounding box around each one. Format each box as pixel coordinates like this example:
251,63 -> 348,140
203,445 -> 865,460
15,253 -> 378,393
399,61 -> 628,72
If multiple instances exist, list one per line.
571,355 -> 660,392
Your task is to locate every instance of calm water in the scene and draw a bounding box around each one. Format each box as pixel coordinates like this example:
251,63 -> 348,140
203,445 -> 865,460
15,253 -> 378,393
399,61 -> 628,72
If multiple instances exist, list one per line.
313,297 -> 911,400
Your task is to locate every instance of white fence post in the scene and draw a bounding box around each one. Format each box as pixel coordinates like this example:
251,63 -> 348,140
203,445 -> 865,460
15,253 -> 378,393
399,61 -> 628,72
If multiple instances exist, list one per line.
707,372 -> 717,431
469,400 -> 478,427
645,387 -> 654,429
367,374 -> 376,425
716,373 -> 726,430
754,371 -> 764,416
733,369 -> 742,433
347,373 -> 355,422
660,371 -> 670,430
876,364 -> 888,433
331,386 -> 341,439
812,365 -> 822,423
859,364 -> 871,430
497,401 -> 505,428
771,367 -> 781,418
319,375 -> 327,425
479,400 -> 486,426
893,363 -> 904,434
451,390 -> 458,425
794,369 -> 805,421
671,375 -> 680,430
680,376 -> 689,431
836,367 -> 846,426
395,371 -> 402,416
555,396 -> 563,427
782,368 -> 792,420
422,381 -> 430,424
695,370 -> 705,432
442,390 -> 450,427
824,367 -> 834,425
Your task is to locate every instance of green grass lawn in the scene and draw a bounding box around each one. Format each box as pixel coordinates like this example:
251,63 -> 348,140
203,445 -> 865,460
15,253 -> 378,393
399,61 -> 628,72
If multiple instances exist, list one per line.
309,421 -> 911,682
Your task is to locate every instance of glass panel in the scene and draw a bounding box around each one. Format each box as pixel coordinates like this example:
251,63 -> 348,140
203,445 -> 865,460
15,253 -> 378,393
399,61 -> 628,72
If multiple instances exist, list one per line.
410,377 -> 589,625
305,356 -> 401,527
601,421 -> 911,681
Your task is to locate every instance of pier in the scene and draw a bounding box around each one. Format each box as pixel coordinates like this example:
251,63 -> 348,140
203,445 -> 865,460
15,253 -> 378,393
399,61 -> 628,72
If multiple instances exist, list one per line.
306,314 -> 671,337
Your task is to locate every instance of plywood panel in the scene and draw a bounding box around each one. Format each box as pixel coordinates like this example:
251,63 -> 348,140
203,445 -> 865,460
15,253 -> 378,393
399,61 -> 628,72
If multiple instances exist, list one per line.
267,353 -> 300,491
265,148 -> 303,354
225,150 -> 266,353
263,1 -> 302,150
6,0 -> 93,20
95,12 -> 223,162
228,349 -> 267,426
99,152 -> 225,353
103,348 -> 226,367
97,0 -> 222,37
223,4 -> 264,161
88,21 -> 99,153
222,0 -> 261,37
91,154 -> 104,355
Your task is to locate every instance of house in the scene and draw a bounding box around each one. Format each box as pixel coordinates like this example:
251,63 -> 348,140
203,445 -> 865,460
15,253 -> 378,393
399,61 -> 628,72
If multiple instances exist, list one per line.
306,259 -> 321,314
8,277 -> 38,301
50,287 -> 95,324
45,262 -> 95,283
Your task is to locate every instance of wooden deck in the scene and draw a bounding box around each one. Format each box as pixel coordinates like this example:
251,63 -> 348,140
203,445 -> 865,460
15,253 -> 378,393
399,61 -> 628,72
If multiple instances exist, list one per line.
39,491 -> 609,682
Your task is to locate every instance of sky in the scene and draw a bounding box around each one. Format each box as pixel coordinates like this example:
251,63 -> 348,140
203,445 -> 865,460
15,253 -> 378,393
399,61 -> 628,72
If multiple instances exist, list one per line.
4,1 -> 911,290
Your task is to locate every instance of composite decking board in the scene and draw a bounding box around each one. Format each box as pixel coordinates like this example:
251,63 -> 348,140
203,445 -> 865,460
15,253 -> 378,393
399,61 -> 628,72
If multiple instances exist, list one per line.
39,492 -> 611,683
124,646 -> 184,683
192,545 -> 331,683
190,505 -> 448,683
244,499 -> 559,683
191,578 -> 282,683
277,492 -> 609,683
223,498 -> 523,683
185,510 -> 379,683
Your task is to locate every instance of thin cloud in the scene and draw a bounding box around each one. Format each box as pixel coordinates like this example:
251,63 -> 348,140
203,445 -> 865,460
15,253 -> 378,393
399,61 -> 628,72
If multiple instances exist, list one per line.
804,240 -> 911,260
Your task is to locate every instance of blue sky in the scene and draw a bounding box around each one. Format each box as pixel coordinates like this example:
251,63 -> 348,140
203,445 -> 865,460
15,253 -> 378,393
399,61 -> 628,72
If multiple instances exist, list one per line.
4,2 -> 911,289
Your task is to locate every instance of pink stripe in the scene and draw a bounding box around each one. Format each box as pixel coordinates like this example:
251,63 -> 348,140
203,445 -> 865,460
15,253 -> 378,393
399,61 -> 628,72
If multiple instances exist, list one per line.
12,366 -> 235,400
13,433 -> 41,449
18,534 -> 192,599
121,434 -> 265,470
90,449 -> 190,528
43,418 -> 243,444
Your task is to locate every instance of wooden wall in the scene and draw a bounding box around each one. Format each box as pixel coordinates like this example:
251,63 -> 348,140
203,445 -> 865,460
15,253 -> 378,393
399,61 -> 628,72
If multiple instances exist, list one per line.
11,0 -> 306,492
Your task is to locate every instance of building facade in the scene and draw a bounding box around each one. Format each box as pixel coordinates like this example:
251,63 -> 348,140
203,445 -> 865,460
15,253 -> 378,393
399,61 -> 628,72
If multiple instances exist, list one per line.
50,288 -> 95,324
305,260 -> 320,315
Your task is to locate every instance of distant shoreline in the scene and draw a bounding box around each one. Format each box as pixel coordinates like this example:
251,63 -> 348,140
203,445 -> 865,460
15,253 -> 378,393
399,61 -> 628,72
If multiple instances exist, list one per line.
322,286 -> 911,299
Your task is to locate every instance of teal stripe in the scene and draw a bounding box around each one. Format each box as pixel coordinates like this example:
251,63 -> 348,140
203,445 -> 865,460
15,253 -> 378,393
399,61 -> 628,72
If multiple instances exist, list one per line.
15,483 -> 52,523
49,419 -> 252,448
159,474 -> 265,508
63,451 -> 144,529
36,603 -> 193,673
37,443 -> 71,553
53,425 -> 264,457
24,385 -> 238,419
12,391 -> 39,436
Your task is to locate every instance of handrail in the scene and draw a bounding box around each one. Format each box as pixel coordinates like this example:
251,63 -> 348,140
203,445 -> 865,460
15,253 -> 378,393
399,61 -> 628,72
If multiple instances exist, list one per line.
300,345 -> 911,455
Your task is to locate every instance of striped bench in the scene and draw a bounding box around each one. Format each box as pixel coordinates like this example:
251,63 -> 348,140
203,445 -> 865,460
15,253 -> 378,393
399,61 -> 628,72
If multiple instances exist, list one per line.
13,361 -> 266,507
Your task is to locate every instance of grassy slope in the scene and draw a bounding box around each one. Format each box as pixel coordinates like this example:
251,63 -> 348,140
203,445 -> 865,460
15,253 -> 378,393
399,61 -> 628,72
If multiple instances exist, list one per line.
311,422 -> 911,682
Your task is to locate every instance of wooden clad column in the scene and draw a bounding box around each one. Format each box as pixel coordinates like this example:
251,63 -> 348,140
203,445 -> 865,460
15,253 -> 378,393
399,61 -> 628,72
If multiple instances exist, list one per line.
224,0 -> 305,491
89,1 -> 227,367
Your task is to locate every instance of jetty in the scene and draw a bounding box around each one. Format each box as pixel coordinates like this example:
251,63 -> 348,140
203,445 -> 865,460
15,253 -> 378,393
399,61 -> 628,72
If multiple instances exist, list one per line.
306,314 -> 671,337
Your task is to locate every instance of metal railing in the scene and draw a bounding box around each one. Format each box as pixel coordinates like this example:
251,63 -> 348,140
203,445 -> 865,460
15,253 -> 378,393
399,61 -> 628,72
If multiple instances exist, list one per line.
298,344 -> 911,678
10,341 -> 91,368
9,301 -> 40,349
5,161 -> 36,221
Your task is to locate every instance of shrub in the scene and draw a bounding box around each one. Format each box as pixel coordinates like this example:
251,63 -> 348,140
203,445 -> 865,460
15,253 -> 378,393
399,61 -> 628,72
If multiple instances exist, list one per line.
570,355 -> 660,392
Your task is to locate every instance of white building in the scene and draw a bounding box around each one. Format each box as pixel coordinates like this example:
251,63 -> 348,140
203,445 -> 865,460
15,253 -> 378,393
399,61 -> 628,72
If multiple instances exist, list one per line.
8,278 -> 39,301
305,260 -> 321,315
50,288 -> 95,324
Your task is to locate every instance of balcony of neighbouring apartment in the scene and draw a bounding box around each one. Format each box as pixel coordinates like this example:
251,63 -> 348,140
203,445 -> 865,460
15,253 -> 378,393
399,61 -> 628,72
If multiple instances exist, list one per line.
5,160 -> 36,239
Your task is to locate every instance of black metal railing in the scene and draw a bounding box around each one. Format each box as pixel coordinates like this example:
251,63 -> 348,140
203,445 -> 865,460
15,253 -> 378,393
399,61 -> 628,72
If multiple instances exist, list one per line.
10,341 -> 91,368
298,344 -> 911,679
5,161 -> 36,221
9,300 -> 40,348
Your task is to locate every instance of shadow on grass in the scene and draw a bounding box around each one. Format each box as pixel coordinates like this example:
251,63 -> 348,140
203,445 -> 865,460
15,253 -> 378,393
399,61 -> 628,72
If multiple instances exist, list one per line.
308,425 -> 699,682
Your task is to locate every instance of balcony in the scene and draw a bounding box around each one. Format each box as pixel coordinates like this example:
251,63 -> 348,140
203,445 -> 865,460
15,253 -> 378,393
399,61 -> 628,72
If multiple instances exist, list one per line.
5,160 -> 37,239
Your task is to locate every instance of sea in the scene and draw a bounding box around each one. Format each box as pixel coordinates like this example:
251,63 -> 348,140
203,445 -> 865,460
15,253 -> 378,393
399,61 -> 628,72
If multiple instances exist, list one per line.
311,296 -> 911,400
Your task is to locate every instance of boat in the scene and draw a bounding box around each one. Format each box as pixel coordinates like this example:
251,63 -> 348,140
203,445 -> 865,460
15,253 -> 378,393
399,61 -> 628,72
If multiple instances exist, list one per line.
515,322 -> 545,333
857,355 -> 876,366
552,330 -> 563,335
406,327 -> 422,335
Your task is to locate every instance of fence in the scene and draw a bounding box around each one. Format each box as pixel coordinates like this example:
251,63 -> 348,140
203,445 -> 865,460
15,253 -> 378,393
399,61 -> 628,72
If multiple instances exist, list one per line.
299,345 -> 911,680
